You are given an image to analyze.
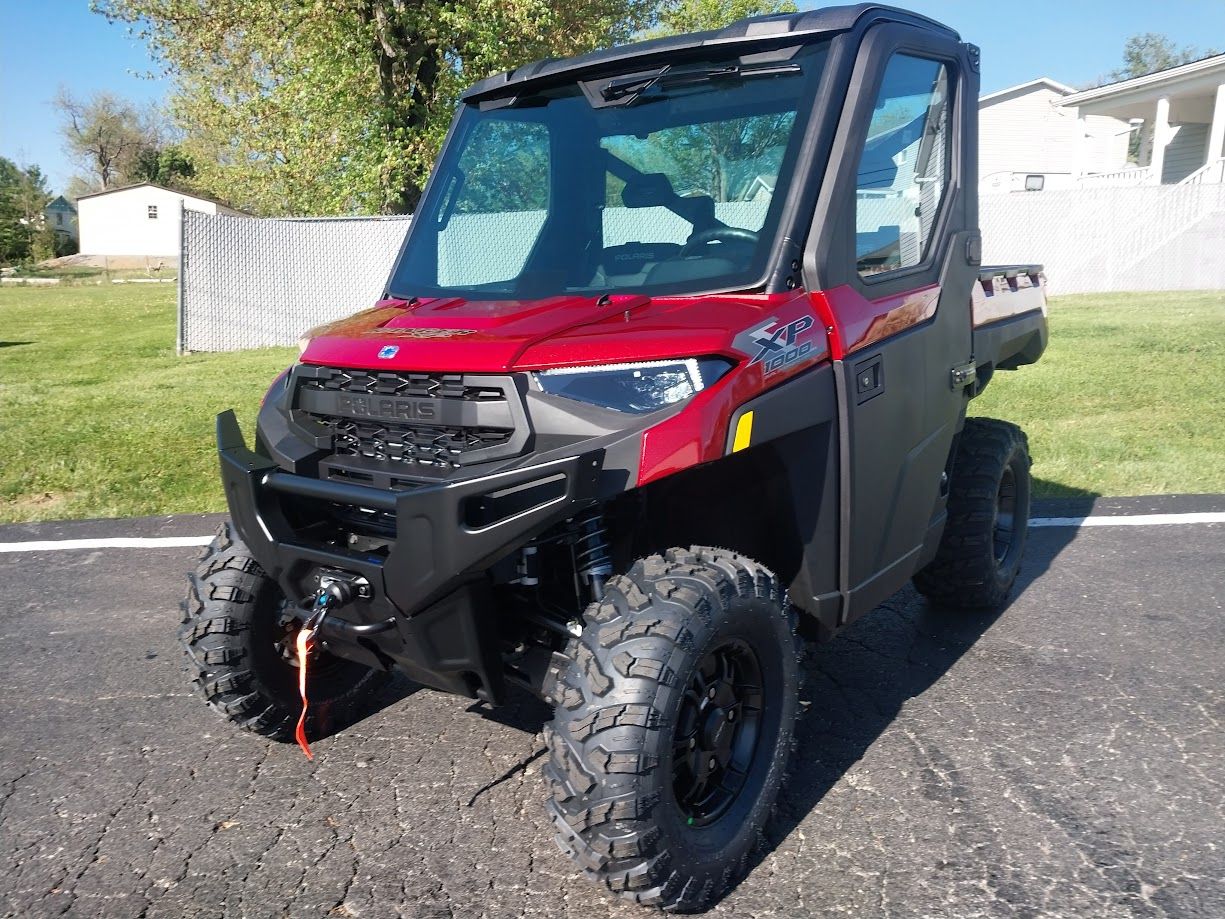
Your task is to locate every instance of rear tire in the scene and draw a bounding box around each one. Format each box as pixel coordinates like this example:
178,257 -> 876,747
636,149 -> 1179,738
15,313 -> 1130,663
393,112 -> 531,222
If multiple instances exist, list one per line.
181,521 -> 387,739
914,417 -> 1031,610
543,547 -> 800,912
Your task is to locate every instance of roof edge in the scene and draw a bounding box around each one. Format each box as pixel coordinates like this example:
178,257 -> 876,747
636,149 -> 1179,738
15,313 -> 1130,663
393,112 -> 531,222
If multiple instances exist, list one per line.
74,181 -> 248,214
979,77 -> 1075,105
1058,52 -> 1225,106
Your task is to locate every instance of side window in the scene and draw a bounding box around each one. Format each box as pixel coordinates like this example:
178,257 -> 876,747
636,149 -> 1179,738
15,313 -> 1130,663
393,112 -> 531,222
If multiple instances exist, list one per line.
436,120 -> 550,287
855,54 -> 950,277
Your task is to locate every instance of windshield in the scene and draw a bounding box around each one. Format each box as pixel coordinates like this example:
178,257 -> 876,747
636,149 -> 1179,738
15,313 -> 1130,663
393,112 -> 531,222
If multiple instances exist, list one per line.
388,44 -> 827,300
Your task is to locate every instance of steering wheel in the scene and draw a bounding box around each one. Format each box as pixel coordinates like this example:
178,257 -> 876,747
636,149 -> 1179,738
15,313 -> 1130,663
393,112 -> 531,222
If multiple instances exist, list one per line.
680,226 -> 760,256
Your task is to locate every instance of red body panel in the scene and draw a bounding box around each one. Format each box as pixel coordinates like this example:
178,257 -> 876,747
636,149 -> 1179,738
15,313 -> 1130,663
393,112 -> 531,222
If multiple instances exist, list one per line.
301,292 -> 816,373
299,283 -> 945,487
812,284 -> 940,360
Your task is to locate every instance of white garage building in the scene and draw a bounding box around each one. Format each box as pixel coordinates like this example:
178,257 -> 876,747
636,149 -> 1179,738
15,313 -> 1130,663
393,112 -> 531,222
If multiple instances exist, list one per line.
76,183 -> 245,257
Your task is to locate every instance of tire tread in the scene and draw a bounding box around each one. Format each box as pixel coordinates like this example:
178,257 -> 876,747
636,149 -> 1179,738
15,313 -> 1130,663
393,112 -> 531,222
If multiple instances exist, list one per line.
544,546 -> 799,912
180,520 -> 384,740
914,417 -> 1031,610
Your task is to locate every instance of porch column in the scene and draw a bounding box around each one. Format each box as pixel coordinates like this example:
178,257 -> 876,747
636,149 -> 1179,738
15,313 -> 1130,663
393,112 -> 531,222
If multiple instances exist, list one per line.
1208,83 -> 1225,162
1149,96 -> 1172,184
1075,113 -> 1089,178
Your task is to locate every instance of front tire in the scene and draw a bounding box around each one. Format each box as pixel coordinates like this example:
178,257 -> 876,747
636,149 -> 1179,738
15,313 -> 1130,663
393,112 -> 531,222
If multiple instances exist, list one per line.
544,547 -> 800,912
181,521 -> 387,739
914,417 -> 1032,610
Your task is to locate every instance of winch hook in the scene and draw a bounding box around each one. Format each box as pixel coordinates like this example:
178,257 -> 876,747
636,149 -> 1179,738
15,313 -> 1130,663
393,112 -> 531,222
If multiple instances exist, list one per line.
293,583 -> 348,760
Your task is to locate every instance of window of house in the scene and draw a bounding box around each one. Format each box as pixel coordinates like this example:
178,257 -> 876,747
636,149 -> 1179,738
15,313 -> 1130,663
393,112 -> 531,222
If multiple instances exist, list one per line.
55,213 -> 63,226
148,205 -> 158,219
854,54 -> 951,277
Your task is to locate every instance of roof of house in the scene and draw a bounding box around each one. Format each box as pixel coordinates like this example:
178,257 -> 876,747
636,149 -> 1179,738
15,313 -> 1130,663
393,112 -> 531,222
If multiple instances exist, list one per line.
1059,52 -> 1225,107
73,181 -> 245,213
44,195 -> 76,212
979,77 -> 1076,106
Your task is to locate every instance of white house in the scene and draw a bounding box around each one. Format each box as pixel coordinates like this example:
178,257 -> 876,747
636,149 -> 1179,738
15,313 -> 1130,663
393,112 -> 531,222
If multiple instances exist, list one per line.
1058,53 -> 1225,187
979,78 -> 1131,194
43,195 -> 78,245
76,182 -> 245,257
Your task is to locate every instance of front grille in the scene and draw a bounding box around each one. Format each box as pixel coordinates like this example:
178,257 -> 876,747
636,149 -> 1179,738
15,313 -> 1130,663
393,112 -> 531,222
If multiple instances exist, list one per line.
329,418 -> 514,465
299,367 -> 504,402
294,366 -> 524,470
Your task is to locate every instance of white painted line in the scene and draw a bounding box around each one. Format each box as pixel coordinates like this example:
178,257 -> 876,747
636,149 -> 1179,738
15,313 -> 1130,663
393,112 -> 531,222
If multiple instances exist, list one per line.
0,511 -> 1220,553
0,536 -> 213,554
1030,512 -> 1225,528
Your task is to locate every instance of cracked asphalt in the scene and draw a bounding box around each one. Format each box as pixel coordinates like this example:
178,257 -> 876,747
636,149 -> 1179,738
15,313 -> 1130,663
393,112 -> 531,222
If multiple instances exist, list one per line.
1,504 -> 1222,918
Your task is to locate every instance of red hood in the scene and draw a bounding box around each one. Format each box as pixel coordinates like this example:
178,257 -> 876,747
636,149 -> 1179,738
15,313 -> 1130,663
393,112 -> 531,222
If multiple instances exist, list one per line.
299,291 -> 807,372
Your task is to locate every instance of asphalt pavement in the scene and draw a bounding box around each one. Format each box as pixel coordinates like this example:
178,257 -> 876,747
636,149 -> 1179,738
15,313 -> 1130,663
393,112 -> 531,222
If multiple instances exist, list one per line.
0,503 -> 1222,918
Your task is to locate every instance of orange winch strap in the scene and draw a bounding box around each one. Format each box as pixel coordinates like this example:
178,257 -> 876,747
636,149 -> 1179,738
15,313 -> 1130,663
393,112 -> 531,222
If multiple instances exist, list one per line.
294,627 -> 315,760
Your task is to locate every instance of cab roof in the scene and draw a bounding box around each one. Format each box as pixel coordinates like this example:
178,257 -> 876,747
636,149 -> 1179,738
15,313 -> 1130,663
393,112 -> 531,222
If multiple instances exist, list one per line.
462,3 -> 959,103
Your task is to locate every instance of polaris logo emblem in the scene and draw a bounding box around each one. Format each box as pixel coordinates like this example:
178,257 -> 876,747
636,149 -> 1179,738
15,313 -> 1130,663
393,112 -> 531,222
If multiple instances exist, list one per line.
336,395 -> 437,421
377,345 -> 399,359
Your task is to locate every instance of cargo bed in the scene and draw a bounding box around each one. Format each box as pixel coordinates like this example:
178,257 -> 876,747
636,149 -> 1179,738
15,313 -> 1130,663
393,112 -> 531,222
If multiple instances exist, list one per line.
972,264 -> 1048,377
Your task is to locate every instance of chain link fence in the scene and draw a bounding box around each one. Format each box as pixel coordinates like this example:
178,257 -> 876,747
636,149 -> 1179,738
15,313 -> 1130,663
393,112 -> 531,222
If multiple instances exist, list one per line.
179,186 -> 1225,352
981,184 -> 1225,295
178,203 -> 770,352
178,211 -> 412,352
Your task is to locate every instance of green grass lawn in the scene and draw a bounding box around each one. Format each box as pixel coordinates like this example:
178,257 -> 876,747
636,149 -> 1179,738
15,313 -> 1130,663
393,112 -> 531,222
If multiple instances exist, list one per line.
1,285 -> 293,522
970,290 -> 1225,498
1,285 -> 1222,523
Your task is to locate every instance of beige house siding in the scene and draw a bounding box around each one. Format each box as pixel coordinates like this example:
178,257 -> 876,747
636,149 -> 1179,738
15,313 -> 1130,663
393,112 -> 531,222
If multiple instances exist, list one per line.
1162,123 -> 1210,183
980,82 -> 1130,193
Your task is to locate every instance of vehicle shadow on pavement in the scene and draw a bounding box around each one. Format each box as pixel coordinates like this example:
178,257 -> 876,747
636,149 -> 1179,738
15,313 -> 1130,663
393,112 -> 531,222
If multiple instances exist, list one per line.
755,499 -> 1083,886
319,488 -> 1086,904
314,671 -> 425,741
462,693 -> 554,804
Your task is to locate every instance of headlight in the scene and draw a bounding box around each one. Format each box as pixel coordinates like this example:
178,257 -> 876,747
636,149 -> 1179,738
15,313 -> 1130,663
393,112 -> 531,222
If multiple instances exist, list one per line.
534,358 -> 733,414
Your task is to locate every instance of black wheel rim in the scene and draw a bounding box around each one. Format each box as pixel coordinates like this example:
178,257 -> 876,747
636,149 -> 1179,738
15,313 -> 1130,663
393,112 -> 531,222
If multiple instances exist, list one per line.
993,464 -> 1018,565
672,639 -> 764,827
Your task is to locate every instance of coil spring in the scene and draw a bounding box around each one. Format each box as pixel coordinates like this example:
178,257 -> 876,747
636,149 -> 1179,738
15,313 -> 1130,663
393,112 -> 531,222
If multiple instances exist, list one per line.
573,508 -> 612,598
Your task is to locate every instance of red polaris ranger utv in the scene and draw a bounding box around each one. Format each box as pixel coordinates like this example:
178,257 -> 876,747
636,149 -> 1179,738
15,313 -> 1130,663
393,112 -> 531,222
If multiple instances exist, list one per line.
185,4 -> 1047,910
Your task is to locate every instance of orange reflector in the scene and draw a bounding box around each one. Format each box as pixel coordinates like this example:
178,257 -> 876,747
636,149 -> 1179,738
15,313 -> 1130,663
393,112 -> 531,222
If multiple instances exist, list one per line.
294,627 -> 315,760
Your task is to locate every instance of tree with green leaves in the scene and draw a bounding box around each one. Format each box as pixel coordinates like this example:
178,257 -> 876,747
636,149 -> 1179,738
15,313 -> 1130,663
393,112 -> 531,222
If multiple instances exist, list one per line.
1109,33 -> 1220,82
0,158 -> 53,265
94,0 -> 663,216
53,89 -> 166,196
651,0 -> 796,37
129,145 -> 196,188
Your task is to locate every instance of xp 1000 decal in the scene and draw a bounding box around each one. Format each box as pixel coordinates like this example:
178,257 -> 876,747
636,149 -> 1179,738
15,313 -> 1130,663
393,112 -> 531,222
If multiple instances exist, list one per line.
734,311 -> 827,376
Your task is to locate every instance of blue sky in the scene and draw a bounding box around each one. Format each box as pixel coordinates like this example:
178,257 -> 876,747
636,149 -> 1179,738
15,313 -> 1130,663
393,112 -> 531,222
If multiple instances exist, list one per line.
3,0 -> 1224,195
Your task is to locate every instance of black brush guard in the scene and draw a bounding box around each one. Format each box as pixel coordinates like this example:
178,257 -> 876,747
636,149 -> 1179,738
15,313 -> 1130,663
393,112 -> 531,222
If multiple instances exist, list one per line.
216,410 -> 603,702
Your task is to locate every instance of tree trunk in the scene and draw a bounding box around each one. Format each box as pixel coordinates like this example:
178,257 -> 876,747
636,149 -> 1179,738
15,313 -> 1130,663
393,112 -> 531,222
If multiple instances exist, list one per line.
361,0 -> 441,214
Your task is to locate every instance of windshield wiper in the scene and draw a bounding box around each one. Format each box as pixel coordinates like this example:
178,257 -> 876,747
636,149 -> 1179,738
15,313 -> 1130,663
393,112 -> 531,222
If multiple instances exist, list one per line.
600,62 -> 801,104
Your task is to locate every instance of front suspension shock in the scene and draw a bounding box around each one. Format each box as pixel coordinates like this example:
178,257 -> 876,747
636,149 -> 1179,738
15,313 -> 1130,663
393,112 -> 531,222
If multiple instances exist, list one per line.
573,507 -> 613,601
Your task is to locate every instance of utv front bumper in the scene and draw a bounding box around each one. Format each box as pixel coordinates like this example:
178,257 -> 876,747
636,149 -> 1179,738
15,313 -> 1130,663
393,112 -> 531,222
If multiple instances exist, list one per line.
216,410 -> 603,701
